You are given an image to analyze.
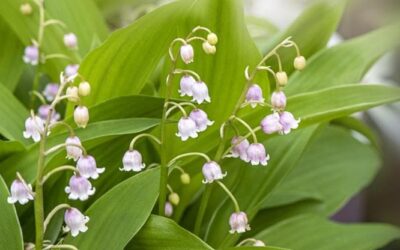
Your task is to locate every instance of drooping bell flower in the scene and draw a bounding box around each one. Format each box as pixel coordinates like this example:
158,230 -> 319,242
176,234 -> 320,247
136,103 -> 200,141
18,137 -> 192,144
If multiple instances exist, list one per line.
38,104 -> 60,123
245,143 -> 269,166
260,113 -> 283,135
74,106 -> 89,128
245,84 -> 264,108
64,33 -> 78,49
180,44 -> 194,64
65,136 -> 83,161
279,111 -> 300,134
42,83 -> 59,101
270,91 -> 287,111
189,109 -> 214,132
76,155 -> 105,179
23,45 -> 39,65
179,75 -> 195,97
229,211 -> 250,234
7,179 -> 34,205
192,81 -> 210,104
230,136 -> 249,161
294,56 -> 306,70
65,174 -> 95,201
64,208 -> 89,237
65,64 -> 79,77
23,115 -> 44,142
120,150 -> 145,172
202,161 -> 226,183
176,117 -> 198,141
165,202 -> 173,217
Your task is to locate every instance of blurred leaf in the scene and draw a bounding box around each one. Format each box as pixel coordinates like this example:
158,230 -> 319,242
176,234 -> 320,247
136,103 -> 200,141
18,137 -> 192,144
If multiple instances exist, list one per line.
65,168 -> 160,249
261,0 -> 347,74
286,24 -> 400,95
263,125 -> 380,217
0,141 -> 25,162
255,215 -> 399,250
127,215 -> 213,250
0,18 -> 24,91
0,175 -> 24,250
0,84 -> 29,144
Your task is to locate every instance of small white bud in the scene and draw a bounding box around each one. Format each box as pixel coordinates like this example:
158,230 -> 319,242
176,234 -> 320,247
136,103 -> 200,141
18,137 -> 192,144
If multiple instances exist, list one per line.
202,41 -> 216,55
207,33 -> 218,45
74,106 -> 89,128
20,3 -> 32,15
294,56 -> 306,70
180,173 -> 190,184
66,86 -> 79,102
63,33 -> 78,49
168,192 -> 180,206
276,71 -> 288,86
78,81 -> 91,96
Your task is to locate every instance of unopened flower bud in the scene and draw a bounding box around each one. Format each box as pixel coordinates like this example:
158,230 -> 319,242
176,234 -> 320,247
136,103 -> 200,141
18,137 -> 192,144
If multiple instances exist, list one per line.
64,33 -> 78,49
78,81 -> 91,96
180,173 -> 190,184
202,41 -> 216,54
20,3 -> 32,15
66,86 -> 79,102
271,91 -> 287,110
74,106 -> 89,128
64,208 -> 89,237
180,44 -> 194,64
207,33 -> 218,45
168,192 -> 180,205
294,56 -> 306,70
229,211 -> 250,234
165,202 -> 173,217
276,71 -> 288,86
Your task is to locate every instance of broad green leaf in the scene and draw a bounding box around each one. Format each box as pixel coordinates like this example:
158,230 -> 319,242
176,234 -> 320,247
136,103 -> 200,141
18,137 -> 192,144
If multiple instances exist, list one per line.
255,215 -> 400,250
65,168 -> 160,249
0,18 -> 24,91
263,125 -> 380,216
0,0 -> 107,78
203,125 -> 321,247
0,84 -> 29,144
0,141 -> 25,162
287,84 -> 400,126
286,24 -> 400,95
0,175 -> 24,250
260,0 -> 346,74
127,215 -> 213,250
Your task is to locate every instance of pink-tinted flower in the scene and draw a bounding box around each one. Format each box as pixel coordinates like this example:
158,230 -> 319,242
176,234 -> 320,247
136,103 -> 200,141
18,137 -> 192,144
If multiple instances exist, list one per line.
77,155 -> 105,179
245,84 -> 264,108
38,105 -> 60,123
202,161 -> 226,183
180,44 -> 194,64
260,113 -> 283,134
64,33 -> 78,49
42,83 -> 59,101
189,109 -> 214,132
230,136 -> 249,161
245,143 -> 269,166
65,64 -> 79,77
64,208 -> 89,237
229,211 -> 250,234
74,106 -> 89,128
120,150 -> 145,172
192,81 -> 210,104
279,111 -> 300,134
65,136 -> 83,161
7,179 -> 34,205
65,174 -> 95,201
271,91 -> 287,110
176,117 -> 198,141
165,202 -> 173,217
179,75 -> 195,97
23,116 -> 44,142
23,45 -> 39,65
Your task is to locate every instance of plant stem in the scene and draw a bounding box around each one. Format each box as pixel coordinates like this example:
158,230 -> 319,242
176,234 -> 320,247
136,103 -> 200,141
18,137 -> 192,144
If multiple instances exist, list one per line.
159,57 -> 178,215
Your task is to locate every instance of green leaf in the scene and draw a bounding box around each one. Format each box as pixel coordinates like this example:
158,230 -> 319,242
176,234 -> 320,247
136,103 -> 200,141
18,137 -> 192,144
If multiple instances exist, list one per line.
287,84 -> 400,126
0,84 -> 29,144
0,141 -> 25,162
260,0 -> 346,73
286,24 -> 400,95
65,168 -> 160,249
263,125 -> 381,217
255,215 -> 399,250
127,215 -> 213,250
0,18 -> 24,91
0,175 -> 24,250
